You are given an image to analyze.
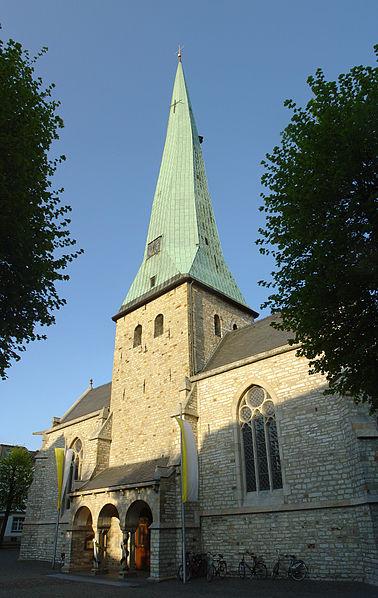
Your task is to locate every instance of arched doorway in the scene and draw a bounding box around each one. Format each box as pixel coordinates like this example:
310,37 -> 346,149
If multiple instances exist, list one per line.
71,506 -> 94,571
125,500 -> 153,572
97,503 -> 122,572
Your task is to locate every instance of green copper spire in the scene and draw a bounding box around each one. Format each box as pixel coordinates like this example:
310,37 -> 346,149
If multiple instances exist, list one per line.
121,56 -> 247,310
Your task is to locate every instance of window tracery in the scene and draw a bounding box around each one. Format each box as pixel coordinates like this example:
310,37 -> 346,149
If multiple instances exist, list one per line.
239,385 -> 283,492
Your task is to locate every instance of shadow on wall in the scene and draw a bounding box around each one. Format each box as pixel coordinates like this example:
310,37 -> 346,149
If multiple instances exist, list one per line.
19,387 -> 377,582
198,388 -> 377,581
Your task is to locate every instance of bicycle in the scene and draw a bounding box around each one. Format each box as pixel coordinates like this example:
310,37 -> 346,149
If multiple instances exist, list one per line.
206,552 -> 227,581
238,550 -> 267,579
177,552 -> 207,581
52,552 -> 65,570
272,550 -> 308,581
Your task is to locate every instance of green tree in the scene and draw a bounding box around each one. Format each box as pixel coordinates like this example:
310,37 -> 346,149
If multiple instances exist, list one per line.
258,46 -> 378,410
0,447 -> 34,545
0,38 -> 82,378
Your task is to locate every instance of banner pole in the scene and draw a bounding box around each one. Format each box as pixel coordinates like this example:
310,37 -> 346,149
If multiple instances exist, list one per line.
180,403 -> 186,584
52,508 -> 60,568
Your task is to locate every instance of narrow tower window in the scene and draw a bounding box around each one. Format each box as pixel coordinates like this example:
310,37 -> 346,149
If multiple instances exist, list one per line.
70,438 -> 83,481
154,314 -> 164,337
233,324 -> 238,330
214,314 -> 221,337
133,324 -> 142,348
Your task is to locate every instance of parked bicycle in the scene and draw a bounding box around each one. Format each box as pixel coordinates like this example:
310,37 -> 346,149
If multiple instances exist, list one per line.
238,550 -> 267,579
53,552 -> 65,570
272,550 -> 308,581
206,552 -> 227,581
177,551 -> 207,581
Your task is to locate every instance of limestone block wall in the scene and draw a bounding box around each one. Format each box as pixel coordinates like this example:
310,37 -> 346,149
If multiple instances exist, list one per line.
201,503 -> 375,581
109,283 -> 191,466
195,348 -> 376,510
190,284 -> 253,373
20,412 -> 110,561
194,346 -> 378,582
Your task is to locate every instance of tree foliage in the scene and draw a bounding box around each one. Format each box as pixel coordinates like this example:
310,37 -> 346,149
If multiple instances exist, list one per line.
0,447 -> 34,545
258,46 -> 378,410
0,38 -> 82,378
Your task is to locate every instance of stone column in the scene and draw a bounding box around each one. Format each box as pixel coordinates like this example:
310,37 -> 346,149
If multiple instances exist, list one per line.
91,528 -> 101,575
129,528 -> 136,573
100,529 -> 109,573
119,528 -> 130,578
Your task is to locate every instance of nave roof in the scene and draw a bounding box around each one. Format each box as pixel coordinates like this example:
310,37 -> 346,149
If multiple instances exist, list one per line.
202,315 -> 293,372
60,381 -> 111,424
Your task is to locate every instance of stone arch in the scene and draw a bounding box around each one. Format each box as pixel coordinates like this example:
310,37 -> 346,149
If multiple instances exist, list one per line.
70,505 -> 94,571
96,503 -> 122,572
125,500 -> 153,572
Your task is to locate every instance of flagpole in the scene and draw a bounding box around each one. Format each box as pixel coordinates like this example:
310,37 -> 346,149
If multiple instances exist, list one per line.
180,403 -> 186,584
52,507 -> 60,568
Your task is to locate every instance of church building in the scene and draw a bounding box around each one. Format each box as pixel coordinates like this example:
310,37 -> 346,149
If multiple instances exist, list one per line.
20,53 -> 378,585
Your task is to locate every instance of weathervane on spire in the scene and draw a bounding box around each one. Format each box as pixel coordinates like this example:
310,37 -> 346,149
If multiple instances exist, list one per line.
177,45 -> 183,62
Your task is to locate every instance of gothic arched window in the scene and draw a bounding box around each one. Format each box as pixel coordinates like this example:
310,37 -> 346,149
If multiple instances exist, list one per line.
70,437 -> 83,481
239,385 -> 282,493
154,314 -> 164,337
214,314 -> 221,337
133,324 -> 142,347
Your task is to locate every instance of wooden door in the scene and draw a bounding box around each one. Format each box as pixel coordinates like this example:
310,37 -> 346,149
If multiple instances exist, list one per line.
135,517 -> 150,570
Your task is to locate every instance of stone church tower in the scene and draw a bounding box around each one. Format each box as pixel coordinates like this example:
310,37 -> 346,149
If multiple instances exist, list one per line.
109,55 -> 256,470
20,55 -> 378,584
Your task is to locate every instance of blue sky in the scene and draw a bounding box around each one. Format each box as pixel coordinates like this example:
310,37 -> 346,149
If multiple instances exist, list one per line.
1,1 -> 377,449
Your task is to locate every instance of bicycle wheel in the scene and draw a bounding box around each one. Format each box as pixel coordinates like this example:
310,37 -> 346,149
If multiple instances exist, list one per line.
254,562 -> 268,579
177,564 -> 191,582
206,564 -> 215,582
288,560 -> 308,581
219,560 -> 227,578
238,562 -> 246,579
272,562 -> 279,578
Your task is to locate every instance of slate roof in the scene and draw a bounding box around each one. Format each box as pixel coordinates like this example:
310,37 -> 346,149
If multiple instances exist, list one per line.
202,315 -> 294,372
81,457 -> 170,491
60,382 -> 111,424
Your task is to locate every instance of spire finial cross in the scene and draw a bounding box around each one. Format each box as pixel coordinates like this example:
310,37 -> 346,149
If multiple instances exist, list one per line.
177,45 -> 183,62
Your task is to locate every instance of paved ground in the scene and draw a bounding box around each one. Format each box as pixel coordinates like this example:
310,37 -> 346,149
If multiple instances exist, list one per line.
0,549 -> 377,598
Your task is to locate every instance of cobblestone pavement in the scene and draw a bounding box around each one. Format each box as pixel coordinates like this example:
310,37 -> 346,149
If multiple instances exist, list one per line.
0,550 -> 377,598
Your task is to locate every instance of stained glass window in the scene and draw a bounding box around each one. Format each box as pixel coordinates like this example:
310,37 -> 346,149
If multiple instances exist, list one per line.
239,385 -> 283,493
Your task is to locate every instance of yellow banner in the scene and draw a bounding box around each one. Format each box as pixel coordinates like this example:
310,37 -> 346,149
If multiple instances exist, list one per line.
176,418 -> 198,503
54,448 -> 65,511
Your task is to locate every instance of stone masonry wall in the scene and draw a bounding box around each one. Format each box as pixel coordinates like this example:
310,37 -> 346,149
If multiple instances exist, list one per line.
201,503 -> 374,581
109,283 -> 191,466
196,348 -> 377,510
20,412 -> 108,561
190,284 -> 253,373
194,346 -> 378,582
109,282 -> 254,467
